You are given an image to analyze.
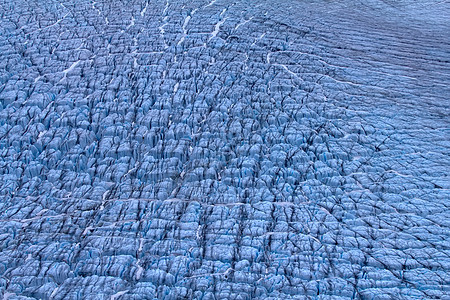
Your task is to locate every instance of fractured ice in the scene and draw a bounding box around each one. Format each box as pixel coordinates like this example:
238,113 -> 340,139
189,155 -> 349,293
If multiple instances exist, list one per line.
0,0 -> 449,299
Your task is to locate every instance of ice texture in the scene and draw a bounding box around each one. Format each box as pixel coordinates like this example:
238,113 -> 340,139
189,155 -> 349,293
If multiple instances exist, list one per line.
0,0 -> 449,299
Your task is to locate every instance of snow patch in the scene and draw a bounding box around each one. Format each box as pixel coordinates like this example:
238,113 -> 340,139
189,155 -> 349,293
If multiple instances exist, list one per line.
205,0 -> 218,8
140,2 -> 148,17
62,61 -> 80,76
209,15 -> 228,41
110,290 -> 129,300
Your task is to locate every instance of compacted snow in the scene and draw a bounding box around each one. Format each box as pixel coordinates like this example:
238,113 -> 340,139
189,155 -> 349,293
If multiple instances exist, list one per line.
0,0 -> 449,298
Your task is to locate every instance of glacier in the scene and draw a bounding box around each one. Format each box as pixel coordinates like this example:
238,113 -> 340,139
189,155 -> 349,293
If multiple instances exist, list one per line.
0,0 -> 449,299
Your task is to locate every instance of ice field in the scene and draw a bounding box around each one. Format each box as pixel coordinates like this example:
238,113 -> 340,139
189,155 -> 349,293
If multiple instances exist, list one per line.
0,0 -> 449,298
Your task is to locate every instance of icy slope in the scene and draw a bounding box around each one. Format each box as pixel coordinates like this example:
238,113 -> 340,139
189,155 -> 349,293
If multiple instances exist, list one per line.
0,0 -> 449,298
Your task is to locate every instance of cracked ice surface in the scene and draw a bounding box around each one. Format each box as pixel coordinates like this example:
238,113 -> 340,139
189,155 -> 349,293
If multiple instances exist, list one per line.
0,0 -> 449,299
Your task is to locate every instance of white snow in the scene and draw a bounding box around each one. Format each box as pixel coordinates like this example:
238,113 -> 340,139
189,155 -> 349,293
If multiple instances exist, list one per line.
62,61 -> 80,76
82,226 -> 94,236
178,9 -> 198,45
235,17 -> 253,30
140,2 -> 149,17
205,0 -> 218,8
126,16 -> 135,30
209,16 -> 228,41
110,290 -> 129,300
49,287 -> 59,299
135,259 -> 144,280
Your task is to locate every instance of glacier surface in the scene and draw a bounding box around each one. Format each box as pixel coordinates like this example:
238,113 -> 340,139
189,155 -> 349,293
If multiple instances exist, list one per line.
0,0 -> 449,299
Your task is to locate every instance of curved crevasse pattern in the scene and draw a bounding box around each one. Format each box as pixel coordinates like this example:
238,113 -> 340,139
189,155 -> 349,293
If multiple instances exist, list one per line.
0,0 -> 449,299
